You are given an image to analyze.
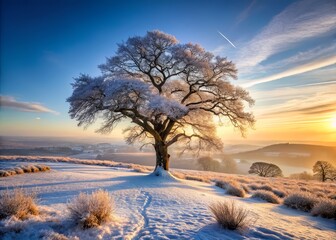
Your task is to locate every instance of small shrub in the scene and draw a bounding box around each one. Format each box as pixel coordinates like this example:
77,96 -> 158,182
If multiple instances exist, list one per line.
171,172 -> 185,179
36,165 -> 46,171
30,165 -> 39,172
215,180 -> 227,189
272,189 -> 286,198
67,189 -> 114,229
0,170 -> 10,177
252,190 -> 280,204
0,189 -> 38,220
226,184 -> 246,198
311,199 -> 336,219
328,194 -> 336,200
248,184 -> 272,191
132,165 -> 150,173
20,165 -> 32,173
185,175 -> 209,183
257,185 -> 273,192
0,164 -> 51,178
14,167 -> 24,174
216,180 -> 245,197
248,184 -> 259,190
283,192 -> 318,212
299,186 -> 310,192
209,201 -> 251,231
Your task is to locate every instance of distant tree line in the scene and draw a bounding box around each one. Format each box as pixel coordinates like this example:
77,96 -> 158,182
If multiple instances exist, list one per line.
197,156 -> 238,174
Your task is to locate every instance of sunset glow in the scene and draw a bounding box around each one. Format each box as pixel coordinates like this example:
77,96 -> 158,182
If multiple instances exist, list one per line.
331,116 -> 336,129
0,0 -> 335,145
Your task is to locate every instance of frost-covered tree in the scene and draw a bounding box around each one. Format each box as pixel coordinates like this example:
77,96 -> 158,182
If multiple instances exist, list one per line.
248,162 -> 282,177
313,161 -> 336,182
67,31 -> 255,174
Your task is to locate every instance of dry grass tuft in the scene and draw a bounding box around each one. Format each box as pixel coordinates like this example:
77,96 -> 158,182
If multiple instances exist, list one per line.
0,164 -> 51,178
13,168 -> 24,174
272,189 -> 287,198
67,189 -> 114,229
226,184 -> 246,198
209,201 -> 252,231
0,170 -> 11,177
252,190 -> 281,204
216,180 -> 246,197
283,192 -> 318,212
185,175 -> 210,183
0,188 -> 39,220
311,199 -> 336,219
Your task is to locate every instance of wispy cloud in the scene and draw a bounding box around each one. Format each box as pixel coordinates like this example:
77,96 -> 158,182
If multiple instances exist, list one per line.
235,0 -> 256,26
242,55 -> 336,87
211,45 -> 227,55
295,80 -> 336,88
0,96 -> 59,115
253,84 -> 336,126
252,81 -> 336,104
237,0 -> 336,69
244,42 -> 336,77
275,102 -> 336,116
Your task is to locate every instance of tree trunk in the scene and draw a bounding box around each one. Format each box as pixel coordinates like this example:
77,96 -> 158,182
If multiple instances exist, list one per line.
154,141 -> 170,172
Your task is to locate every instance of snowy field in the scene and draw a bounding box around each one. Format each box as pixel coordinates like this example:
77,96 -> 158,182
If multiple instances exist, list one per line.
0,162 -> 335,240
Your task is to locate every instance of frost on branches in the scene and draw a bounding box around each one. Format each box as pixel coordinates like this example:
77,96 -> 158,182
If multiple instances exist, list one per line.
67,30 -> 255,173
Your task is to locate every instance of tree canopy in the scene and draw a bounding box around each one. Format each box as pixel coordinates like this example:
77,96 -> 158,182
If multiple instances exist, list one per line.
248,162 -> 283,177
67,30 -> 255,173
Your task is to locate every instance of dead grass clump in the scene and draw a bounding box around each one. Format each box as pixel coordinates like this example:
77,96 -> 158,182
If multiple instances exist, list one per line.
185,175 -> 210,183
0,188 -> 39,220
171,172 -> 186,179
215,180 -> 227,189
257,185 -> 273,192
36,165 -> 51,171
226,184 -> 246,198
248,184 -> 259,191
67,189 -> 114,229
311,199 -> 336,219
13,168 -> 24,174
30,165 -> 39,172
283,192 -> 318,212
215,180 -> 245,197
0,170 -> 11,177
272,189 -> 287,198
252,190 -> 281,204
20,165 -> 32,173
328,194 -> 336,200
0,164 -> 51,178
209,201 -> 251,231
132,165 -> 151,173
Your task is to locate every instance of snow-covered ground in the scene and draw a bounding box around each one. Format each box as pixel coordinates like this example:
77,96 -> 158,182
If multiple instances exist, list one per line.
0,162 -> 335,240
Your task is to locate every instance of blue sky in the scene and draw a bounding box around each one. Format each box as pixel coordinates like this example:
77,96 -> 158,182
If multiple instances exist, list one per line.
1,0 -> 335,143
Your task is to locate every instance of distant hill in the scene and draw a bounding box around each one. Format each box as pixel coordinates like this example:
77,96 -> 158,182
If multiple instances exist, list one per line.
223,144 -> 262,154
0,147 -> 81,156
231,143 -> 336,168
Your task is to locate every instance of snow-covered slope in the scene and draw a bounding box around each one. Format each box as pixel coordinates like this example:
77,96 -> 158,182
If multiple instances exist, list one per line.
0,162 -> 335,240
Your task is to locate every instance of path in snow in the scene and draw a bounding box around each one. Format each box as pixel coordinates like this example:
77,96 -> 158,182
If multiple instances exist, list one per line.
0,161 -> 335,240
